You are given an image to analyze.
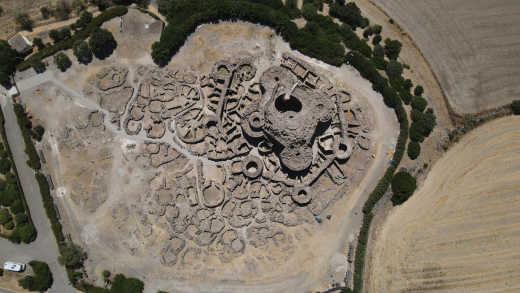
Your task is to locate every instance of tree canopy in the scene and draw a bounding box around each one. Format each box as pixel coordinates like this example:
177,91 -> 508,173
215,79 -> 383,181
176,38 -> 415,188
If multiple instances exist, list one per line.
54,52 -> 72,72
89,28 -> 117,59
391,171 -> 416,205
0,40 -> 20,87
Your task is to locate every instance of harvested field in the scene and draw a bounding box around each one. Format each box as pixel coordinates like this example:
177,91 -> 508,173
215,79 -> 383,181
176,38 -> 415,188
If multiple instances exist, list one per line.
366,116 -> 520,293
372,0 -> 520,115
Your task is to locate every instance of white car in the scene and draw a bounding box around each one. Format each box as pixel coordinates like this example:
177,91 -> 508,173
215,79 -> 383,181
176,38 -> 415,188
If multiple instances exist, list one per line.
3,261 -> 26,272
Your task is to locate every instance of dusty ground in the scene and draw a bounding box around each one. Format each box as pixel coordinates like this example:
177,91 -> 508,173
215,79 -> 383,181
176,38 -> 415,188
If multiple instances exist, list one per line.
14,11 -> 401,293
371,0 -> 520,115
0,268 -> 33,293
0,0 -> 77,39
366,116 -> 520,293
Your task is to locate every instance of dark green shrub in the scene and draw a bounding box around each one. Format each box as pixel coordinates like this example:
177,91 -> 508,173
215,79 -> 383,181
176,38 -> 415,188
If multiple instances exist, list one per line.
111,274 -> 144,293
30,58 -> 46,74
54,52 -> 72,72
11,223 -> 37,243
512,100 -> 520,115
391,171 -> 416,205
4,220 -> 14,230
89,28 -> 117,59
0,40 -> 21,87
18,261 -> 53,292
59,244 -> 86,268
103,270 -> 111,279
384,38 -> 402,60
10,199 -> 25,214
407,141 -> 420,160
16,13 -> 33,31
32,125 -> 45,141
15,213 -> 28,225
372,34 -> 381,45
41,7 -> 51,19
35,172 -> 65,243
75,11 -> 93,30
329,1 -> 364,28
414,85 -> 424,96
13,103 -> 41,170
411,96 -> 427,112
0,158 -> 11,174
0,208 -> 11,225
33,38 -> 45,50
386,60 -> 403,78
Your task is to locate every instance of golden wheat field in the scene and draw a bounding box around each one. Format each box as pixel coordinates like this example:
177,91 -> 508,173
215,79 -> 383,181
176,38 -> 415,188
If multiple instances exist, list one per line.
367,116 -> 520,293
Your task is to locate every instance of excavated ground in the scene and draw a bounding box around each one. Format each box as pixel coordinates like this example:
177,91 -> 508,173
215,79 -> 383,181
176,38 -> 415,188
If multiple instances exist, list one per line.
14,10 -> 400,293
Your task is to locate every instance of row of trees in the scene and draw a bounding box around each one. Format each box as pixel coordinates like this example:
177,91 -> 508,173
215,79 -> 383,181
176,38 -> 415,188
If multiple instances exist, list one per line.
18,261 -> 53,292
0,108 -> 37,244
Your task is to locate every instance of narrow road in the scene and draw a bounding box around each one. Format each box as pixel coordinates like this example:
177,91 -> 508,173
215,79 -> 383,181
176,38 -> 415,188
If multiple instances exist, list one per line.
0,93 -> 74,293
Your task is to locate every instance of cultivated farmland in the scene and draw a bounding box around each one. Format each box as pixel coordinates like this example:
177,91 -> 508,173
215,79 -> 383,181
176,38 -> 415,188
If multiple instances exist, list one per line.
372,0 -> 520,115
366,116 -> 520,292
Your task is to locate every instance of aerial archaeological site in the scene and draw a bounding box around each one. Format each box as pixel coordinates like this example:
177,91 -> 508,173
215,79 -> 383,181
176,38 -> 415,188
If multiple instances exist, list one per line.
0,1 -> 519,293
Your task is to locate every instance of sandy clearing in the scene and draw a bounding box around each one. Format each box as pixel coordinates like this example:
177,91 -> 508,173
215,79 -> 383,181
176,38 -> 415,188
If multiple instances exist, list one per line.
371,0 -> 520,115
366,115 -> 520,293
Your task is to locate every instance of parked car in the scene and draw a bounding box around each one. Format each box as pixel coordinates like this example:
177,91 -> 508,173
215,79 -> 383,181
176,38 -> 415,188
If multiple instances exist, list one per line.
3,261 -> 26,272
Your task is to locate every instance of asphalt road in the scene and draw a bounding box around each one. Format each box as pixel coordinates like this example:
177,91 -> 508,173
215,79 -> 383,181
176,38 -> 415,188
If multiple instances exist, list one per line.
0,92 -> 73,293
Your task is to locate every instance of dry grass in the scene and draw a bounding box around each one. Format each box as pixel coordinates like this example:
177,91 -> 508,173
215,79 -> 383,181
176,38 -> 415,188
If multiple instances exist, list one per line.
366,116 -> 520,292
372,0 -> 520,115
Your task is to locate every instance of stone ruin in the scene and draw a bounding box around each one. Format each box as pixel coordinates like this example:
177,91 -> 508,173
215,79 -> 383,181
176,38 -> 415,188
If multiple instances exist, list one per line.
86,54 -> 371,266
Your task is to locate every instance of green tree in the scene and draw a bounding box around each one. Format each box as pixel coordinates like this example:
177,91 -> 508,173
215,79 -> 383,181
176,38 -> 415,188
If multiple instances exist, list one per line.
41,7 -> 51,19
73,40 -> 92,64
414,85 -> 424,96
59,244 -> 86,268
391,171 -> 416,205
0,209 -> 11,225
16,13 -> 34,31
30,58 -> 46,74
32,125 -> 45,141
11,223 -> 36,243
407,141 -> 420,160
0,158 -> 11,174
75,11 -> 93,30
15,213 -> 28,225
89,28 -> 117,59
411,96 -> 427,112
54,52 -> 72,72
18,261 -> 53,292
511,100 -> 520,115
111,274 -> 144,293
384,38 -> 402,60
0,40 -> 19,87
33,38 -> 45,50
372,34 -> 381,45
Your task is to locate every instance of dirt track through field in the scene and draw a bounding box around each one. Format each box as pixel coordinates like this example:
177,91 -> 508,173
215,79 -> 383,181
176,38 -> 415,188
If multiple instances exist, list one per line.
366,116 -> 520,293
371,0 -> 520,115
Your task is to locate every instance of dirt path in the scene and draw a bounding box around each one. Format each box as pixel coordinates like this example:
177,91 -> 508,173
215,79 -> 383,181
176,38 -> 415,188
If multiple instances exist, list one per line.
366,115 -> 520,293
